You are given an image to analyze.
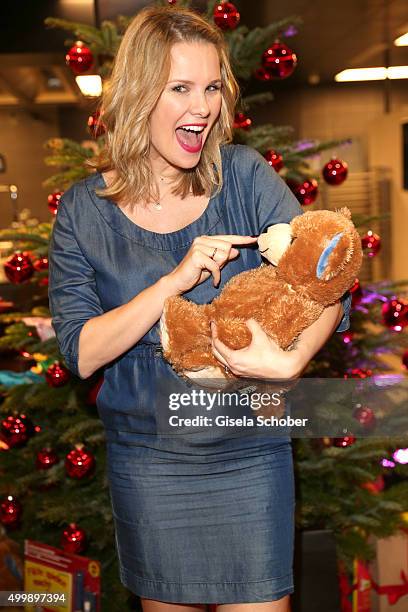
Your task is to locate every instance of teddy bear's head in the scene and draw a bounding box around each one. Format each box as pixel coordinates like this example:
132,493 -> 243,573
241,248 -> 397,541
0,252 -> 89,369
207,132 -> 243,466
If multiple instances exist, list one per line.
257,207 -> 363,306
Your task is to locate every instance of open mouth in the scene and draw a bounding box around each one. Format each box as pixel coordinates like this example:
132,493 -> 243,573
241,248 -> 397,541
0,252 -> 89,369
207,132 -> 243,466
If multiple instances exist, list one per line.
175,125 -> 206,152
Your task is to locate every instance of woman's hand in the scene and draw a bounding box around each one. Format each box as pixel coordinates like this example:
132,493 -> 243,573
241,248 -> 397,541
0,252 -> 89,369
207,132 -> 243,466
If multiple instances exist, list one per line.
210,302 -> 343,380
165,234 -> 258,295
210,319 -> 301,380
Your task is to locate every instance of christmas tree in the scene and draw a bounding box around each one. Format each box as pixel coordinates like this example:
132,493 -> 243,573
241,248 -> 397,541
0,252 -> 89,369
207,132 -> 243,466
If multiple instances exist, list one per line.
0,1 -> 407,609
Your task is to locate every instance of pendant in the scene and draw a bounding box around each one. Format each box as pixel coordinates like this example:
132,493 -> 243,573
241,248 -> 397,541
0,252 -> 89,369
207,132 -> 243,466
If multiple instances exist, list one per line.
152,202 -> 162,211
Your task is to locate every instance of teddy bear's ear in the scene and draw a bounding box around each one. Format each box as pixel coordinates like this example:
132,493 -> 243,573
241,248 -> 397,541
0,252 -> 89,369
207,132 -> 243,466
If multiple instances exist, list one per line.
336,206 -> 352,220
316,231 -> 352,280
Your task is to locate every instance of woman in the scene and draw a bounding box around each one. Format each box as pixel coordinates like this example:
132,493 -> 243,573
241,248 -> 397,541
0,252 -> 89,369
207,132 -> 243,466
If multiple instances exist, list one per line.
48,5 -> 351,612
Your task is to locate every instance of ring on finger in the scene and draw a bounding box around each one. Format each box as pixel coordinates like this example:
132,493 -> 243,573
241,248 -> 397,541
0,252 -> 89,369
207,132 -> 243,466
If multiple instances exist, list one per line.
211,247 -> 218,260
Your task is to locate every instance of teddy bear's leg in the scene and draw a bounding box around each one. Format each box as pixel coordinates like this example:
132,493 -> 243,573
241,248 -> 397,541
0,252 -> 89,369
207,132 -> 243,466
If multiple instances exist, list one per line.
160,296 -> 217,372
214,317 -> 253,350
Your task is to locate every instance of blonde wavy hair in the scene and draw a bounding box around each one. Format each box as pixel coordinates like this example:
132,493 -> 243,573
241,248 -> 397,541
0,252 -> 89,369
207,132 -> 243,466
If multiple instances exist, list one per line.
88,4 -> 240,207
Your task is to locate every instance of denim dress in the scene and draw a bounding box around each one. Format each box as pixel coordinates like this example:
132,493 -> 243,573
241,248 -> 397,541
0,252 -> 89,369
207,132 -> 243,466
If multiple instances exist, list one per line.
48,144 -> 351,604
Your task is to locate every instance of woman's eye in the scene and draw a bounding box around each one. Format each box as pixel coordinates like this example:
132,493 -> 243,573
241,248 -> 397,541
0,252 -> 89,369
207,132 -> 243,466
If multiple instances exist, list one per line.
172,85 -> 222,93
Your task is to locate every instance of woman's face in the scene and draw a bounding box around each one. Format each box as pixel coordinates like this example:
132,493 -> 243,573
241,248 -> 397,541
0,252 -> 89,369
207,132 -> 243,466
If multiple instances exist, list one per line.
149,41 -> 222,176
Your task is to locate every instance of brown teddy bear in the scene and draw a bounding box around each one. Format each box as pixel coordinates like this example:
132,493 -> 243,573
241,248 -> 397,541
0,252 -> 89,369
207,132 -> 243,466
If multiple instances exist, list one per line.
159,207 -> 363,382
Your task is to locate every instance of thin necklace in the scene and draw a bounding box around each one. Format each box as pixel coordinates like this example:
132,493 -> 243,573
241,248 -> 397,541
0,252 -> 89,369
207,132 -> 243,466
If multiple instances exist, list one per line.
151,175 -> 175,212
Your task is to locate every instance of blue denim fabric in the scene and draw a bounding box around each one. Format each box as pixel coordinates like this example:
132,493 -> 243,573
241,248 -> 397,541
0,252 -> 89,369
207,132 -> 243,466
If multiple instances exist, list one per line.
336,290 -> 352,332
48,144 -> 351,603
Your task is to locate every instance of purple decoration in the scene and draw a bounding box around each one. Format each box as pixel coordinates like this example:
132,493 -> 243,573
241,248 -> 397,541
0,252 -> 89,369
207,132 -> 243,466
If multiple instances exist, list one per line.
393,448 -> 408,464
360,291 -> 389,306
381,458 -> 396,468
294,139 -> 317,152
372,374 -> 405,387
284,25 -> 298,37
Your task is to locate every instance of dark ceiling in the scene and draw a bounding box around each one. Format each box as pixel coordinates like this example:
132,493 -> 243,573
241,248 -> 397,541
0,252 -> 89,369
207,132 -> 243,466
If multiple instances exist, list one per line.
0,0 -> 407,91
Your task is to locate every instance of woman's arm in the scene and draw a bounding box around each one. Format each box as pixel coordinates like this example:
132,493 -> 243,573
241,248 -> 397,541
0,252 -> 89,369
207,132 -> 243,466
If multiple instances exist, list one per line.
77,275 -> 177,379
286,300 -> 343,377
210,301 -> 343,380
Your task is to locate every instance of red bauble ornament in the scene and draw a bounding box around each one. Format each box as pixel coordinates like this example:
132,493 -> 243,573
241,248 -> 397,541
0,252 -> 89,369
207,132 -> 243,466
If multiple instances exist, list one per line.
38,277 -> 49,287
322,158 -> 348,186
264,150 -> 284,172
1,414 -> 35,448
361,475 -> 384,495
65,444 -> 95,479
344,368 -> 372,379
168,0 -> 177,4
45,362 -> 71,387
333,435 -> 356,448
287,178 -> 319,206
213,2 -> 240,31
350,277 -> 362,306
262,42 -> 297,79
36,448 -> 59,470
0,495 -> 22,527
48,191 -> 63,215
402,350 -> 408,371
382,298 -> 408,332
254,67 -> 272,81
4,252 -> 34,284
33,256 -> 49,271
233,112 -> 252,130
341,330 -> 354,345
86,377 -> 104,405
87,110 -> 106,138
353,405 -> 376,430
361,230 -> 381,257
66,41 -> 94,75
61,523 -> 87,554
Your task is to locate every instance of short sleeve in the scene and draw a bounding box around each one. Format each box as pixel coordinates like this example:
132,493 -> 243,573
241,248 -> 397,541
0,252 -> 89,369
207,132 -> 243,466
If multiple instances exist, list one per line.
48,189 -> 104,379
250,147 -> 304,233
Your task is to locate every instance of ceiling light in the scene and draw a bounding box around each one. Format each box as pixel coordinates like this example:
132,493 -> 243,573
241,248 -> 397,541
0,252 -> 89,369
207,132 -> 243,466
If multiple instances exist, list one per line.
75,75 -> 102,97
387,66 -> 408,79
335,66 -> 408,82
335,68 -> 387,81
394,33 -> 408,46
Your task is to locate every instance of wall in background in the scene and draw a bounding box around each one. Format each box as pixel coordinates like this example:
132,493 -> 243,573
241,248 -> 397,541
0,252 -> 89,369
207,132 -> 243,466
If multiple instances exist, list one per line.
254,82 -> 408,172
368,108 -> 408,282
0,108 -> 59,227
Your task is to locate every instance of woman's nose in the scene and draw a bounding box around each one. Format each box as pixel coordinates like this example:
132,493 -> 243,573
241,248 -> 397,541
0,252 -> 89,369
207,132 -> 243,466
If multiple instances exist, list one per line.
189,91 -> 210,117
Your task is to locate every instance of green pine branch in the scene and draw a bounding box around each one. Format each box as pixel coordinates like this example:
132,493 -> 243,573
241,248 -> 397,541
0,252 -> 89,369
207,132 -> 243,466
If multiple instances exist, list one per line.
228,17 -> 302,79
240,92 -> 274,110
